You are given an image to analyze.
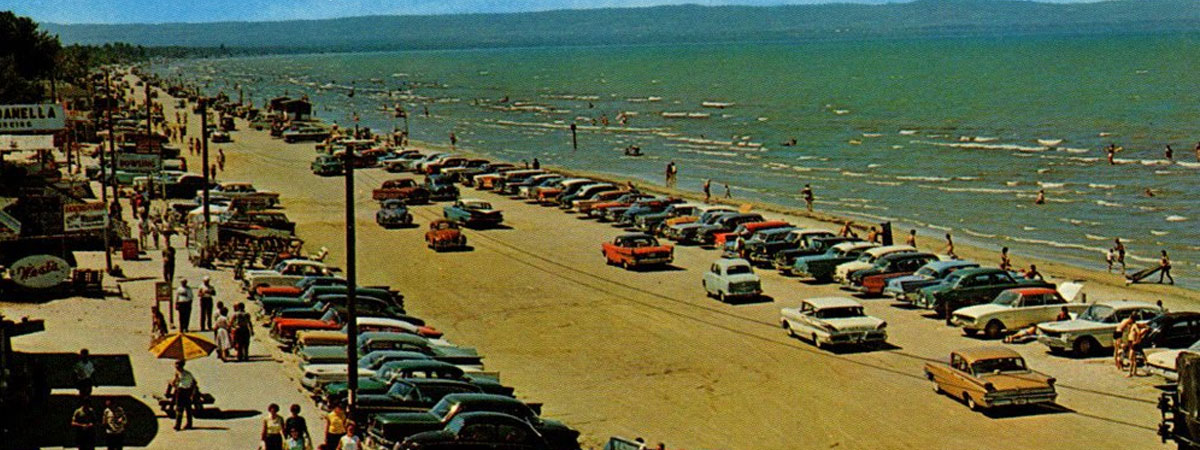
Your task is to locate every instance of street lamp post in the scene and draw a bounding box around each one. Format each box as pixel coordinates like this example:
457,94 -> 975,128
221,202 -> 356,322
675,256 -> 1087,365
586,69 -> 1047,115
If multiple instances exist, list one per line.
200,98 -> 212,263
100,73 -> 113,274
343,127 -> 359,416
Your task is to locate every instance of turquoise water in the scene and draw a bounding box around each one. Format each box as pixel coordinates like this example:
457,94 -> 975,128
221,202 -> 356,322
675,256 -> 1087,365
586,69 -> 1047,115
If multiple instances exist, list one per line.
156,33 -> 1200,288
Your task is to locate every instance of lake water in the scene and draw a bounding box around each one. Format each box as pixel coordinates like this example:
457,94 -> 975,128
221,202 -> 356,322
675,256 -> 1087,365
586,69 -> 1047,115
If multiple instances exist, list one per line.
155,33 -> 1200,288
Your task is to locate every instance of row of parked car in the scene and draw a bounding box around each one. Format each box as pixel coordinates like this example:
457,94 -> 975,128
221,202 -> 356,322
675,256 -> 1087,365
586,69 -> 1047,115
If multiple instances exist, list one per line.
239,257 -> 582,450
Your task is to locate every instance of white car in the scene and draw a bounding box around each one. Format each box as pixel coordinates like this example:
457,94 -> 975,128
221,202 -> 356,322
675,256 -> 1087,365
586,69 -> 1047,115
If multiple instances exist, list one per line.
701,258 -> 762,302
832,245 -> 917,283
951,284 -> 1087,339
1146,340 -> 1200,381
243,259 -> 339,292
1036,300 -> 1162,355
780,297 -> 887,348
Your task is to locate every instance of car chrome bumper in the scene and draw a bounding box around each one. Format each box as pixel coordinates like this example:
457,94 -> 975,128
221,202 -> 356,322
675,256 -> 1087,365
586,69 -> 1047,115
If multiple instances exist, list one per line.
984,393 -> 1057,407
824,331 -> 888,345
633,257 -> 673,266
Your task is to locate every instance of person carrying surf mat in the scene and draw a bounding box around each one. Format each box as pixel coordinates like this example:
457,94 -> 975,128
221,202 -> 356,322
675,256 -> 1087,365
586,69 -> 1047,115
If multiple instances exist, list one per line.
1125,265 -> 1162,285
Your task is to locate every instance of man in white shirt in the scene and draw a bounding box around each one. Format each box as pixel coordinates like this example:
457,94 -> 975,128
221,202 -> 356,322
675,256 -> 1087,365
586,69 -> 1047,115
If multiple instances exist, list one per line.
73,348 -> 96,396
176,279 -> 194,332
171,360 -> 197,430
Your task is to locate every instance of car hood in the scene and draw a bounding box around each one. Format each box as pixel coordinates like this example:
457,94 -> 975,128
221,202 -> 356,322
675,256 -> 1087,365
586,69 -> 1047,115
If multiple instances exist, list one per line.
302,365 -> 377,377
1147,349 -> 1190,371
953,304 -> 1010,319
1038,319 -> 1110,334
836,261 -> 872,273
273,318 -> 332,329
673,223 -> 706,232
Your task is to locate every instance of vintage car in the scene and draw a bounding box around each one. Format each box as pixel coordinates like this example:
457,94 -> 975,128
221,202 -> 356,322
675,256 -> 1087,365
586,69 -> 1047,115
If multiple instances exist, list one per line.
258,285 -> 405,315
924,347 -> 1057,410
299,332 -> 483,370
702,258 -> 762,302
373,179 -> 431,204
422,175 -> 460,201
472,167 -> 526,190
440,159 -> 493,182
1137,312 -> 1200,351
210,130 -> 232,143
323,359 -> 511,407
443,199 -> 504,228
385,152 -> 429,173
408,153 -> 450,173
396,412 -> 555,450
661,206 -> 735,235
848,252 -> 942,296
914,267 -> 1055,317
253,275 -> 346,300
611,197 -> 686,226
460,163 -> 515,186
883,260 -> 980,301
721,225 -> 796,259
366,394 -> 578,450
282,126 -> 331,143
771,236 -> 859,272
780,297 -> 887,348
535,178 -> 592,204
1036,300 -> 1161,355
494,170 -> 547,194
714,220 -> 791,248
689,213 -> 764,246
299,349 -> 440,391
517,175 -> 564,199
832,245 -> 918,283
577,190 -> 638,216
744,228 -> 834,266
422,156 -> 468,175
951,286 -> 1086,339
311,154 -> 344,176
201,181 -> 280,209
634,203 -> 704,234
562,184 -> 619,210
219,210 -> 296,234
1146,340 -> 1200,381
244,259 -> 340,293
354,379 -> 484,419
376,199 -> 414,228
505,173 -> 560,197
551,181 -> 605,207
790,241 -> 879,281
602,233 -> 674,269
425,220 -> 467,251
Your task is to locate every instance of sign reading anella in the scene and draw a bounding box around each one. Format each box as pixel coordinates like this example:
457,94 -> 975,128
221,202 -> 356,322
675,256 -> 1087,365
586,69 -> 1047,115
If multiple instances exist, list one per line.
0,104 -> 66,132
10,254 -> 72,289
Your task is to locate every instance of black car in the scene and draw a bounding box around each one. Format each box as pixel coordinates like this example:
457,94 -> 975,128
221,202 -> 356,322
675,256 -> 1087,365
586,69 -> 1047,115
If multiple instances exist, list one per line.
1143,312 -> 1200,350
354,379 -> 483,421
165,174 -> 213,199
398,412 -> 551,450
772,236 -> 861,271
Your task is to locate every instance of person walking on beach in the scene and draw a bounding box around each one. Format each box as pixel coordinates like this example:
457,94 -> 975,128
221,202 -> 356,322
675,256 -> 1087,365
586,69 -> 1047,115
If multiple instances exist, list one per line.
944,233 -> 957,259
449,131 -> 457,150
1114,314 -> 1134,370
232,303 -> 253,361
262,403 -> 285,450
1034,189 -> 1046,205
1106,247 -> 1117,272
1165,145 -> 1174,162
214,303 -> 232,361
702,179 -> 712,203
665,161 -> 677,188
175,279 -> 194,332
285,404 -> 311,449
73,349 -> 96,397
1114,238 -> 1127,274
905,229 -> 917,247
999,247 -> 1012,271
532,158 -> 540,170
170,361 -> 196,430
217,148 -> 226,171
724,183 -> 731,199
336,422 -> 361,450
799,184 -> 815,212
102,398 -> 128,450
324,401 -> 347,448
197,277 -> 215,331
1160,250 -> 1174,284
71,399 -> 97,450
163,246 -> 176,285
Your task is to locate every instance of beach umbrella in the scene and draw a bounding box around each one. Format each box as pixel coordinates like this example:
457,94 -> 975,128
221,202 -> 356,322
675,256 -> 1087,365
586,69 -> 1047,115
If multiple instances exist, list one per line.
149,332 -> 216,360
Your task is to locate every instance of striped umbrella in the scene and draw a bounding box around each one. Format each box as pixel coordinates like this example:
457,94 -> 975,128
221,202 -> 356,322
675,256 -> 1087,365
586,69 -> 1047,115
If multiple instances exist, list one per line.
149,332 -> 217,360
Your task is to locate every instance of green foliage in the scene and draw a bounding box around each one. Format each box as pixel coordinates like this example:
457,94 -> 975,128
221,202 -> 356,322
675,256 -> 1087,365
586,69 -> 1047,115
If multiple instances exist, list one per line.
0,11 -> 62,103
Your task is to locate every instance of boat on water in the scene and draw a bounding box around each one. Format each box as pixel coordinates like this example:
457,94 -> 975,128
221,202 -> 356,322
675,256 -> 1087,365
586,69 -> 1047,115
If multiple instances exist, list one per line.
1037,139 -> 1064,148
701,101 -> 734,109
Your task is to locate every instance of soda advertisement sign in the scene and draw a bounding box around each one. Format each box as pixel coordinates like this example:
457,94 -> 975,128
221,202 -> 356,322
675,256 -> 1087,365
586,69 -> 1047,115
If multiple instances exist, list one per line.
10,254 -> 72,289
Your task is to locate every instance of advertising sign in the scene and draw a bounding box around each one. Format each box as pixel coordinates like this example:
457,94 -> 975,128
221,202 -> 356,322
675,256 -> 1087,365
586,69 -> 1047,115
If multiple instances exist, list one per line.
0,134 -> 56,152
116,153 -> 162,172
0,104 -> 65,132
63,202 -> 107,232
10,254 -> 72,289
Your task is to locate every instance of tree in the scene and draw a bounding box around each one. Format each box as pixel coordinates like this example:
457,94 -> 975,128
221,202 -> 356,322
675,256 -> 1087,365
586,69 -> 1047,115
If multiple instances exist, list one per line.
0,11 -> 62,103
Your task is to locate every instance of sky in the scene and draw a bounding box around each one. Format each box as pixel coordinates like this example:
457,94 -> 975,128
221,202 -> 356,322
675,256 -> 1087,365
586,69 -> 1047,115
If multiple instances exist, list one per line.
4,0 -> 1100,24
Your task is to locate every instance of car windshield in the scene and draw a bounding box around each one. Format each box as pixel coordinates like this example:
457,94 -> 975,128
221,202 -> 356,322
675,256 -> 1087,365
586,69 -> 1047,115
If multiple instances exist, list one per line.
971,357 -> 1027,375
1078,304 -> 1115,322
465,202 -> 492,210
915,267 -> 936,277
429,399 -> 456,420
992,291 -> 1020,306
621,237 -> 657,247
942,273 -> 962,285
814,307 -> 865,319
725,265 -> 753,275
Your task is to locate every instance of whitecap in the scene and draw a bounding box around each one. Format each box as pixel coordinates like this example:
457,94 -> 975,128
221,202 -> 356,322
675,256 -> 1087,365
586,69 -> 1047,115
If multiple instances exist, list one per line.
899,130 -> 918,135
1022,226 -> 1037,231
963,228 -> 998,239
1037,168 -> 1051,173
953,176 -> 980,181
862,133 -> 882,138
867,164 -> 882,169
1085,234 -> 1108,241
1095,200 -> 1124,208
1038,182 -> 1065,188
866,180 -> 903,186
1166,215 -> 1188,222
1088,183 -> 1115,189
1151,230 -> 1170,236
897,175 -> 951,182
1005,181 -> 1019,186
840,171 -> 870,177
834,109 -> 850,115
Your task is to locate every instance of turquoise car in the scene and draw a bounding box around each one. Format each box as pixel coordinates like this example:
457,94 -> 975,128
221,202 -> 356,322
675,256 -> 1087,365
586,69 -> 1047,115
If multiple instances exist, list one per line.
790,241 -> 878,281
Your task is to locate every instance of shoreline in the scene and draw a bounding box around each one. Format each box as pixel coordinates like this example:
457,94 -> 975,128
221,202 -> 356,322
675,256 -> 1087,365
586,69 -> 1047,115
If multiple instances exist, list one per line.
406,138 -> 1199,305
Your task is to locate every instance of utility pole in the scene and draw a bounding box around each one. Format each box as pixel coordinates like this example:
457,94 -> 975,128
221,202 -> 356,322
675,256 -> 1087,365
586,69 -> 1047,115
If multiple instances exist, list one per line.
107,72 -> 118,204
200,99 -> 211,228
101,71 -> 114,273
343,125 -> 359,417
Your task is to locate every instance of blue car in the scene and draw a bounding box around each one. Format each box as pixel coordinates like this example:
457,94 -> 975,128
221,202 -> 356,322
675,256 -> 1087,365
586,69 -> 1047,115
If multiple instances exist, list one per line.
443,198 -> 503,228
883,260 -> 979,302
376,199 -> 413,228
423,175 -> 460,201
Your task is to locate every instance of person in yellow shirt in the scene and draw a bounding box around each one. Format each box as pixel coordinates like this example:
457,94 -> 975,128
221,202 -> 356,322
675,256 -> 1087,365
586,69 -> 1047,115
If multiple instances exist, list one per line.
324,401 -> 347,448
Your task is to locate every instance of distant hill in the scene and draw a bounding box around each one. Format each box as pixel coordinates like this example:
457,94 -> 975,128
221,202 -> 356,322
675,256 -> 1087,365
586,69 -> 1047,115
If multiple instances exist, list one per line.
42,0 -> 1200,52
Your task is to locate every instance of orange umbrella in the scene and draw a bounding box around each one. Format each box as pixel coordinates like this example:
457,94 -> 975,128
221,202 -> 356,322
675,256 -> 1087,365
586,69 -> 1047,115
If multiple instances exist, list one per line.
149,332 -> 216,360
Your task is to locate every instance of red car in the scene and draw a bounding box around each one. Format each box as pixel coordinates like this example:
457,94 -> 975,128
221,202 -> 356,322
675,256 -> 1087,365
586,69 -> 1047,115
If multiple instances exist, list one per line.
372,179 -> 430,204
602,233 -> 674,269
425,219 -> 467,251
713,220 -> 790,247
